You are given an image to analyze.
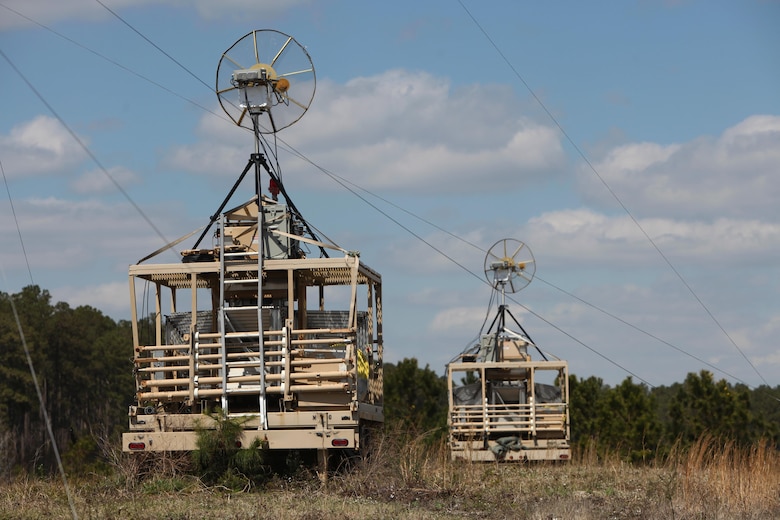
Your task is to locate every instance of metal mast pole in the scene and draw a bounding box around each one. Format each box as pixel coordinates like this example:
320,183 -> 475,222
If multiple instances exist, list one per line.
251,114 -> 268,430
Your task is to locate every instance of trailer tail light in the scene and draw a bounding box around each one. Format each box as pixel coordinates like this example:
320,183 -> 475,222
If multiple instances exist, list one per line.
128,442 -> 146,451
331,438 -> 349,447
559,454 -> 569,460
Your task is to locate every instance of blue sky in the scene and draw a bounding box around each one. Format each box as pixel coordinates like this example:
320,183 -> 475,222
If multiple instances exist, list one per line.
1,0 -> 779,389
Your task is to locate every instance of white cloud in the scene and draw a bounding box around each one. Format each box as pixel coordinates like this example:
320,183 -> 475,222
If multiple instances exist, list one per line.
429,305 -> 486,334
294,72 -> 566,194
523,208 -> 780,268
163,141 -> 247,177
0,116 -> 87,176
580,115 -> 780,220
56,281 -> 129,317
174,70 -> 566,194
70,166 -> 140,194
0,195 -> 185,276
540,275 -> 779,384
1,0 -> 101,29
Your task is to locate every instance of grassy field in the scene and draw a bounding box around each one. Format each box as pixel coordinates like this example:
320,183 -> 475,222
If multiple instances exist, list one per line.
2,435 -> 778,519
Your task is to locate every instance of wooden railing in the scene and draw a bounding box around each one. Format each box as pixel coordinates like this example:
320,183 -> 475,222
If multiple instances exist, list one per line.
450,402 -> 566,436
134,326 -> 356,401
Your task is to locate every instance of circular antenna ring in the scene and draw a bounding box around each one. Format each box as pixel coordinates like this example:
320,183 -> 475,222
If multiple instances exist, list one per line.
216,30 -> 316,134
483,238 -> 536,293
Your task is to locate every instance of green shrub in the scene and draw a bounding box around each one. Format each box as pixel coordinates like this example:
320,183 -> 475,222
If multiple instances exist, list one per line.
192,411 -> 270,489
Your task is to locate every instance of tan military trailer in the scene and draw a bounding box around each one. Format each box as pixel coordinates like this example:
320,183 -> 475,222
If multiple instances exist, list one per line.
446,239 -> 570,461
122,195 -> 384,459
122,30 -> 384,468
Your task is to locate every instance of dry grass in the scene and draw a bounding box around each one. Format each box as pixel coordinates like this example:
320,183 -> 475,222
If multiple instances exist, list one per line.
669,435 -> 779,519
1,433 -> 778,519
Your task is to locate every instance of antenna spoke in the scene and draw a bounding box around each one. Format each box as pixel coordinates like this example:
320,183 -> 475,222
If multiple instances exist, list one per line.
279,68 -> 314,77
517,271 -> 533,282
236,107 -> 248,126
223,54 -> 245,70
287,95 -> 309,111
216,85 -> 238,96
271,37 -> 293,67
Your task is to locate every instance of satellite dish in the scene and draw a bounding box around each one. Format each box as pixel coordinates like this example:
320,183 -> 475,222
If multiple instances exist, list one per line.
483,238 -> 535,293
216,29 -> 316,133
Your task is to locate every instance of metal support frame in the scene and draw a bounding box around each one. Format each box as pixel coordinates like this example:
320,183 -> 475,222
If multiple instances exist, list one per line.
484,285 -> 546,362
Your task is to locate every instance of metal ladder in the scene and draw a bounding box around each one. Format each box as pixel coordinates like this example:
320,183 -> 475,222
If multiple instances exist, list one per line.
217,212 -> 267,428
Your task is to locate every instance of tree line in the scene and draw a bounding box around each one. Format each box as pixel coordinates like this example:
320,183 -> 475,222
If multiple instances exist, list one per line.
1,286 -> 778,476
0,286 -> 134,476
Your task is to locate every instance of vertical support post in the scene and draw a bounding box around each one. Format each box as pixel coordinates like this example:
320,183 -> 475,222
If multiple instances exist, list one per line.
188,273 -> 197,405
254,152 -> 268,429
154,282 -> 162,348
218,214 -> 228,414
529,367 -> 536,441
317,449 -> 329,486
296,270 -> 306,330
189,330 -> 196,405
347,255 -> 359,328
481,366 -> 489,449
562,367 -> 571,445
446,364 -> 454,447
374,280 -> 383,400
366,282 -> 375,398
283,318 -> 293,406
154,282 -> 163,388
128,275 -> 141,394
